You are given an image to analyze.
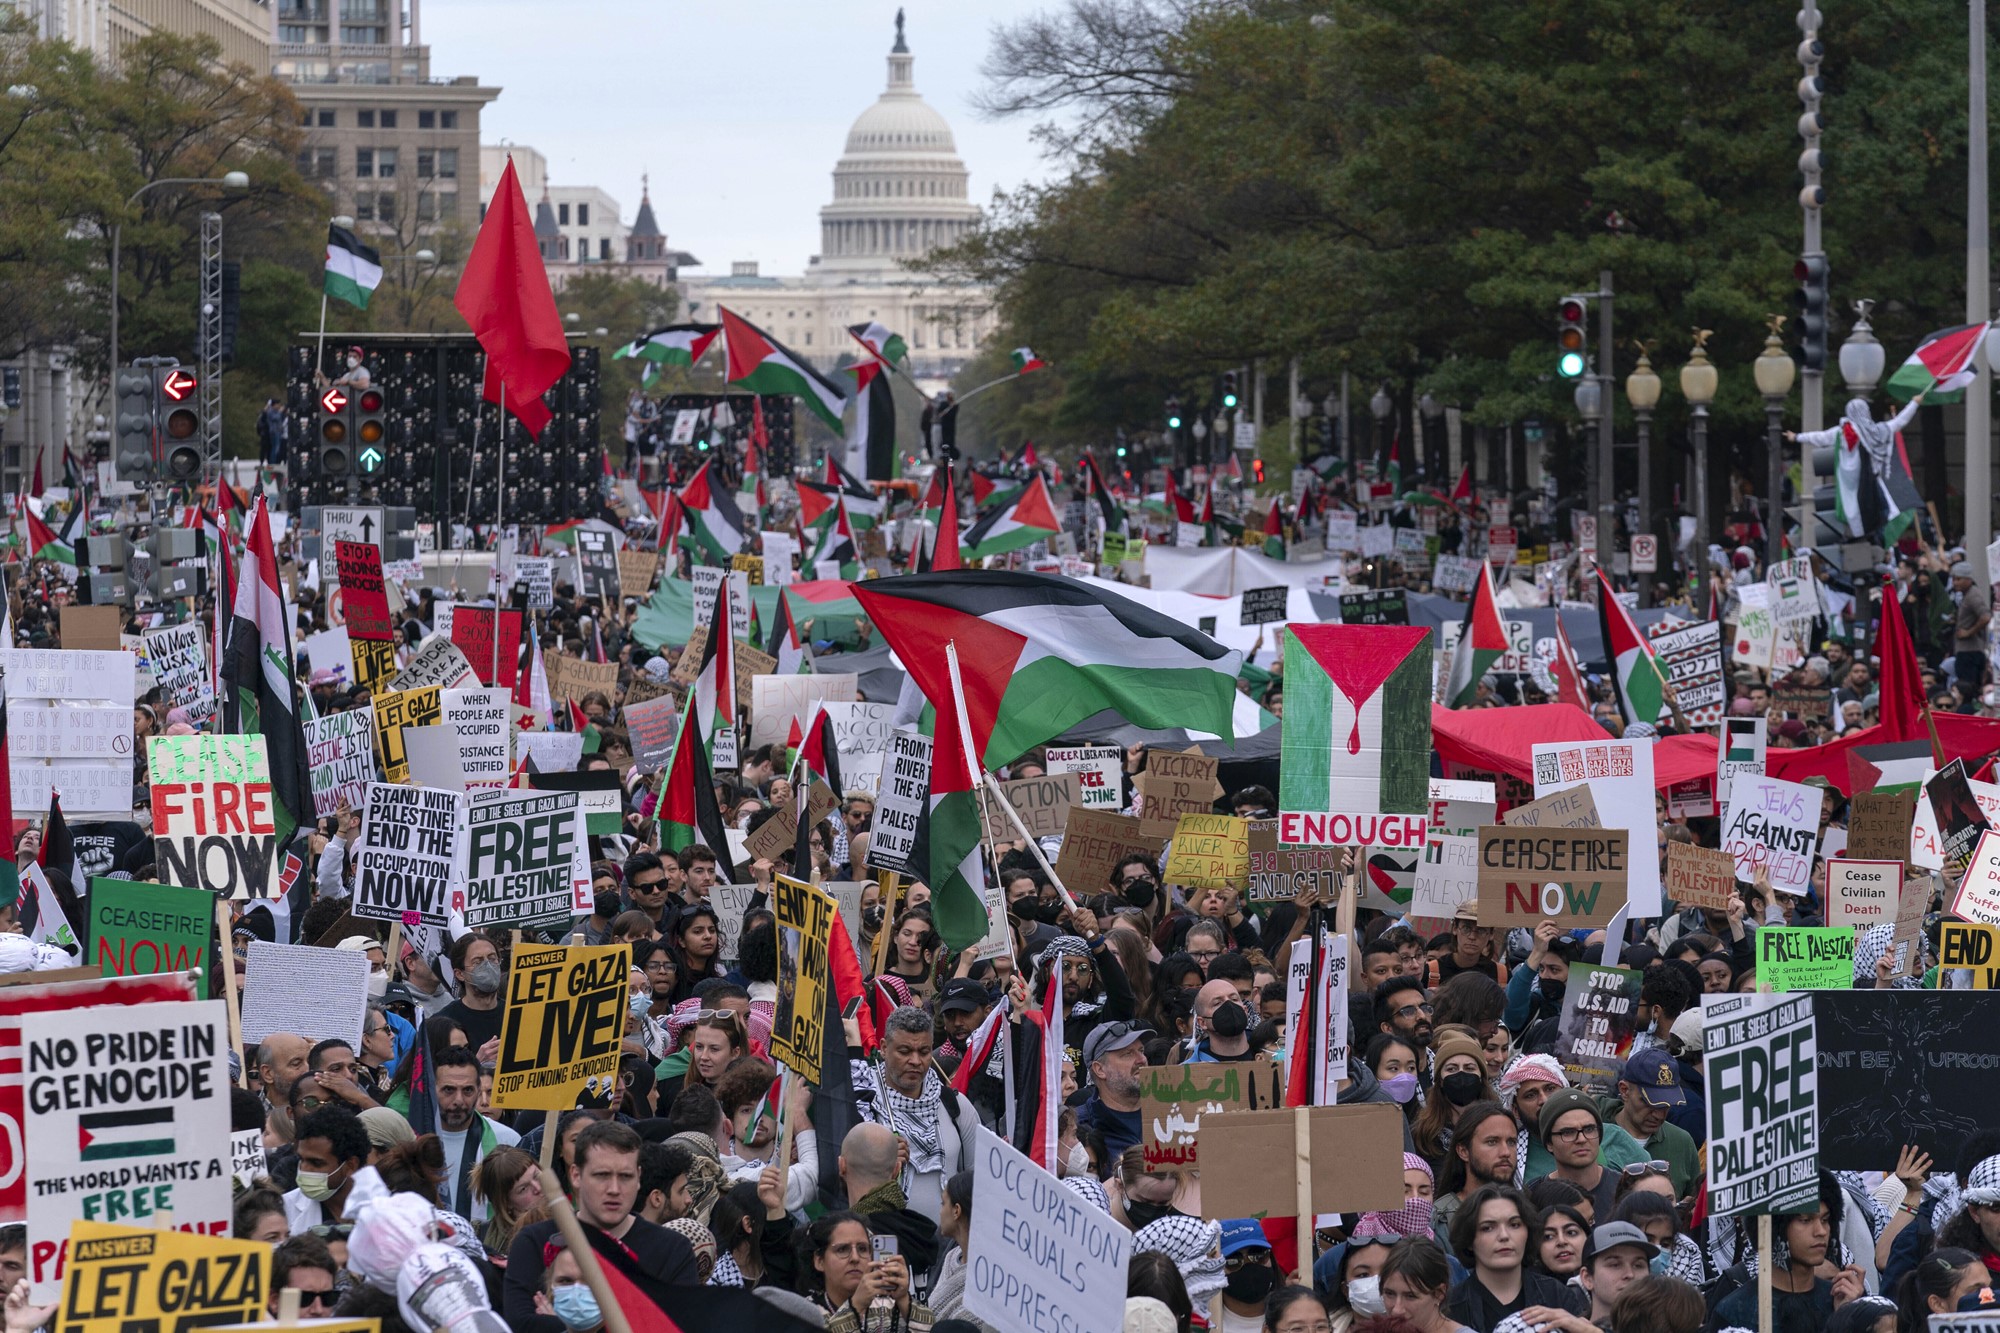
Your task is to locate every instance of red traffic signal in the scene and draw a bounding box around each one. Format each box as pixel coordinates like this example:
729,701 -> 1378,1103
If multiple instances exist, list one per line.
358,389 -> 383,412
320,386 -> 348,413
160,369 -> 197,401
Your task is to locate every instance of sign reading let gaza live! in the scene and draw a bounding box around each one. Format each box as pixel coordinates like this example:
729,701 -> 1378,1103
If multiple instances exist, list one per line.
54,1222 -> 270,1333
1277,625 -> 1431,849
146,735 -> 277,900
493,943 -> 629,1111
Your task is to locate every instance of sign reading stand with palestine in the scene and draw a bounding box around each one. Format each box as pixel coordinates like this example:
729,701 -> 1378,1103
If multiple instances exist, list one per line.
146,735 -> 277,900
458,788 -> 589,931
1278,625 -> 1431,849
770,874 -> 835,1084
352,783 -> 464,927
491,943 -> 629,1110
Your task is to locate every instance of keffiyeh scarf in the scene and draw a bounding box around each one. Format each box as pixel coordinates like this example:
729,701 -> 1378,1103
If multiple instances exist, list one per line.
879,1066 -> 948,1176
1133,1216 -> 1225,1304
1036,936 -> 1106,1021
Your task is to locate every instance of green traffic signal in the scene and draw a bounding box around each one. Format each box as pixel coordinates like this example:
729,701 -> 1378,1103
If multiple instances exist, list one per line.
1222,393 -> 1238,409
1558,351 -> 1586,378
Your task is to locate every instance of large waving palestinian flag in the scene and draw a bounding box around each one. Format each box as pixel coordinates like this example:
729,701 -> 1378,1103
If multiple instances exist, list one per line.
690,571 -> 737,764
721,307 -> 848,432
656,695 -> 738,880
222,497 -> 313,847
961,474 -> 1061,561
678,459 -> 745,563
852,571 -> 1241,948
613,323 -> 720,369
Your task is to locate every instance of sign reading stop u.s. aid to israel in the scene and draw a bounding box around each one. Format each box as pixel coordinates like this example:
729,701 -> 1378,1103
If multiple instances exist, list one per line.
24,999 -> 234,1302
1278,624 -> 1431,848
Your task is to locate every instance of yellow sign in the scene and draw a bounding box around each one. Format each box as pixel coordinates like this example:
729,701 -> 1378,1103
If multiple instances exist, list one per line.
493,943 -> 631,1110
1941,921 -> 2000,989
348,637 -> 398,692
730,553 -> 766,585
1163,814 -> 1250,889
771,874 -> 836,1083
56,1222 -> 271,1333
371,685 -> 441,785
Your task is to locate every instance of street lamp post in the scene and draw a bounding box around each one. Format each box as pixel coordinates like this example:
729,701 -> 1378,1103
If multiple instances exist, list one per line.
108,171 -> 249,375
1370,381 -> 1392,478
1419,391 -> 1443,483
1626,346 -> 1662,605
1838,298 -> 1886,397
1680,330 -> 1719,570
1755,316 -> 1800,565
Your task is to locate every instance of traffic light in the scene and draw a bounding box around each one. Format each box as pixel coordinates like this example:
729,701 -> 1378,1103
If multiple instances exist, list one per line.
1221,372 -> 1239,410
316,384 -> 351,477
1166,396 -> 1183,431
353,385 -> 386,475
1796,253 -> 1830,372
156,367 -> 201,482
1252,457 -> 1265,484
114,365 -> 155,486
1557,298 -> 1588,378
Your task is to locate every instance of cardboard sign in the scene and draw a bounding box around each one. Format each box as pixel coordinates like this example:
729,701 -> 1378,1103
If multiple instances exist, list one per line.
1755,926 -> 1855,991
87,877 -> 210,978
1138,748 -> 1224,839
770,874 -> 835,1083
618,550 -> 660,601
547,654 -> 619,705
1240,585 -> 1289,626
59,606 -> 122,652
352,784 -> 464,927
492,942 -> 630,1110
303,708 -> 374,820
1336,588 -> 1408,626
1501,786 -> 1601,830
1813,990 -> 1999,1169
1827,858 -> 1903,929
147,735 -> 277,900
1162,813 -> 1249,889
1245,820 -> 1338,905
1138,1062 -> 1286,1172
1664,842 -> 1738,912
391,635 -> 478,692
742,782 -> 839,864
441,686 -> 510,786
1045,744 -> 1124,811
1701,991 -> 1819,1216
241,940 -> 367,1051
1767,555 -> 1820,623
981,772 -> 1080,842
24,1001 -> 235,1299
1055,808 -> 1167,898
748,673 -> 859,747
1555,963 -> 1643,1095
624,694 -> 682,774
1197,1105 -> 1405,1219
967,1127 -> 1131,1333
460,789 -> 589,930
1718,774 -> 1823,896
1530,739 -> 1661,917
49,1222 -> 270,1333
1411,834 -> 1479,918
1429,778 -> 1497,837
1940,922 -> 2000,988
1848,790 -> 1917,863
450,606 -> 522,689
867,730 -> 931,873
142,623 -> 214,726
1475,826 -> 1628,928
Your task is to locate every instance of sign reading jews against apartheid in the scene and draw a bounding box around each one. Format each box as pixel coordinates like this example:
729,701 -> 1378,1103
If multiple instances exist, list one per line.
24,1001 -> 233,1301
1719,774 -> 1824,896
1278,625 -> 1431,849
50,1222 -> 270,1333
459,788 -> 589,931
1702,990 -> 1818,1216
492,943 -> 630,1111
146,735 -> 276,899
352,784 -> 465,928
770,874 -> 836,1083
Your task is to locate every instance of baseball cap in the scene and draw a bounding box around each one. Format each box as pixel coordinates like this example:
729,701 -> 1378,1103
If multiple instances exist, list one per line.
1453,901 -> 1484,923
1082,1021 -> 1146,1067
1219,1219 -> 1270,1257
1668,1010 -> 1706,1055
1583,1221 -> 1660,1266
1621,1048 -> 1688,1107
938,978 -> 989,1015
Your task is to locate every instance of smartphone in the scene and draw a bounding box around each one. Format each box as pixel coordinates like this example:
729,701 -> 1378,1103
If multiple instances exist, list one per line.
871,1235 -> 899,1261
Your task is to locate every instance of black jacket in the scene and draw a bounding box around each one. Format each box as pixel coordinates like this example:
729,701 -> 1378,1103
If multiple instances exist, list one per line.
1446,1270 -> 1587,1333
503,1215 -> 699,1333
859,1205 -> 941,1291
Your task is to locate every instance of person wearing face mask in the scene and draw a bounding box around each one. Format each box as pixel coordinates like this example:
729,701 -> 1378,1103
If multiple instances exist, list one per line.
438,932 -> 507,1054
1412,1034 -> 1498,1172
534,1244 -> 602,1333
1187,979 -> 1257,1063
1367,1033 -> 1424,1116
1216,1219 -> 1281,1332
282,1106 -> 372,1233
1501,923 -> 1578,1057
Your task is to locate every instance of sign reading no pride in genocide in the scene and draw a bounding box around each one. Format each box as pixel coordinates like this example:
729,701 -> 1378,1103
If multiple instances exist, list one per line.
147,735 -> 277,899
1702,990 -> 1818,1216
53,1222 -> 271,1333
353,784 -> 464,927
492,943 -> 630,1111
967,1126 -> 1129,1333
459,789 -> 589,930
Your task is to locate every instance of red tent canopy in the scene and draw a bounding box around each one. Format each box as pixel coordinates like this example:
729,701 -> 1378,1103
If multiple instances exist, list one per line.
1767,712 -> 2000,795
1430,704 -> 1719,790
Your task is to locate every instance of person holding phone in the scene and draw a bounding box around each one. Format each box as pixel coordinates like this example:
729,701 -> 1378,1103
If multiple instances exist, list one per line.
804,1212 -> 933,1332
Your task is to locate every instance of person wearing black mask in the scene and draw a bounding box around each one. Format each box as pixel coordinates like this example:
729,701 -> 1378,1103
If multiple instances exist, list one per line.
1187,979 -> 1256,1063
1216,1219 -> 1280,1327
1003,869 -> 1061,958
1412,1033 -> 1499,1172
1109,855 -> 1160,916
1502,922 -> 1578,1057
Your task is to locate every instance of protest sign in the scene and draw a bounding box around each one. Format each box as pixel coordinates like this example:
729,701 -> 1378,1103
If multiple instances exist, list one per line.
405,727 -> 469,792
1279,628 -> 1430,859
1555,963 -> 1643,1095
820,700 -> 898,759
711,883 -> 760,968
2,649 -> 137,819
58,606 -> 121,652
770,874 -> 835,1083
1137,749 -> 1226,840
371,684 -> 442,786
141,623 -> 214,726
1429,778 -> 1497,837
1198,1105 -> 1405,1219
391,636 -> 478,692
1411,834 -> 1479,918
1336,589 -> 1408,625
1246,820 -> 1343,906
1701,991 -> 1818,1216
573,527 -> 620,601
1645,618 -> 1726,727
1848,790 -> 1917,863
303,625 -> 351,682
87,877 -> 210,978
147,735 -> 276,899
1475,826 -> 1628,928
441,685 -> 510,786
516,556 -> 554,609
24,1000 -> 233,1299
1045,745 -> 1124,811
449,606 -> 522,689
492,943 -> 629,1110
1665,777 -> 1714,820
49,1222 -> 270,1333
1530,739 -> 1661,916
1952,831 -> 2000,926
1940,922 -> 2000,988
1664,842 -> 1738,912
1928,761 -> 1992,875
1827,858 -> 1902,929
1767,554 -> 1820,622
514,730 -> 584,774
7,696 -> 128,764
624,694 -> 682,774
967,1126 -> 1130,1333
618,550 -> 659,600
1163,813 -> 1249,889
336,539 -> 395,688
1431,554 -> 1482,595
980,772 -> 1081,843
742,782 -> 839,865
1240,585 -> 1289,626
1139,1061 -> 1286,1172
352,784 -> 463,927
1755,927 -> 1855,990
1501,786 -> 1601,830
461,789 -> 589,930
1914,771 -> 2000,871
528,769 -> 622,837
748,673 -> 859,747
547,654 -> 619,705
229,1129 -> 266,1189
1719,774 -> 1823,896
866,731 -> 929,874
302,708 -> 373,820
1716,717 -> 1766,811
1054,809 -> 1165,895
1813,990 -> 2000,1169
241,941 -> 367,1050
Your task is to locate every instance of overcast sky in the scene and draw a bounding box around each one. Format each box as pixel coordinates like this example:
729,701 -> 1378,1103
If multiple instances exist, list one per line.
422,1 -> 1062,275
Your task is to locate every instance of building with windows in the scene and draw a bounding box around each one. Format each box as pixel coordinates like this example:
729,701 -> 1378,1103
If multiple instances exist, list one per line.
478,146 -> 694,293
6,0 -> 273,69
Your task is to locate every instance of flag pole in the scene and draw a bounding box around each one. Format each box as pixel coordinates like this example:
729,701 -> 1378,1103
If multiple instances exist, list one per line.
493,382 -> 505,688
313,291 -> 329,389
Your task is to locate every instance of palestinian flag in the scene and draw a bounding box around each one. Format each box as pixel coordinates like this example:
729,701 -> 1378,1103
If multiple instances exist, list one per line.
808,496 -> 858,573
783,716 -> 803,774
795,704 -> 844,794
1550,612 -> 1592,712
613,323 -> 720,369
78,1108 -> 174,1161
850,321 -> 910,369
323,224 -> 382,310
1441,562 -> 1507,707
512,620 -> 553,730
969,469 -> 1024,510
930,468 -> 964,573
1162,469 -> 1195,524
17,862 -> 74,956
690,575 -> 737,764
1011,347 -> 1047,374
1280,625 -> 1432,829
1262,496 -> 1287,559
1077,453 -> 1129,537
720,306 -> 848,432
656,695 -> 739,880
1383,430 -> 1402,494
780,580 -> 867,648
25,509 -> 72,565
1596,567 -> 1665,729
1844,740 -> 1932,796
822,458 -> 885,528
1886,320 -> 1998,403
223,498 -> 313,847
1452,465 -> 1473,506
843,359 -> 897,483
851,571 -> 1242,949
39,792 -> 80,895
1831,410 -> 1923,543
678,460 -> 745,563
961,474 -> 1061,561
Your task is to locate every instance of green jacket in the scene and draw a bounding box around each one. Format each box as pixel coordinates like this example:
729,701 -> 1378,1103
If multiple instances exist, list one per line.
1521,1117 -> 1652,1184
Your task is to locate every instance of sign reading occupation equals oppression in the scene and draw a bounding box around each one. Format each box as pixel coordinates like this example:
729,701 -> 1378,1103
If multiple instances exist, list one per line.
352,784 -> 464,928
491,943 -> 630,1111
458,789 -> 589,931
146,735 -> 276,899
1278,624 -> 1431,848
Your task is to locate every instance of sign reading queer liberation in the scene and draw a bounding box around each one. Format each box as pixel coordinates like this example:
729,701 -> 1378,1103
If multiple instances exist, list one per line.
460,789 -> 589,930
87,877 -> 211,978
1045,744 -> 1124,810
147,735 -> 276,899
770,874 -> 835,1084
51,1222 -> 271,1333
23,1000 -> 233,1301
141,623 -> 214,726
1280,625 -> 1431,849
967,1127 -> 1130,1333
1531,739 -> 1661,917
1138,1061 -> 1285,1172
1756,926 -> 1855,991
1719,774 -> 1823,895
303,707 -> 373,820
492,943 -> 630,1110
352,784 -> 464,927
1828,859 -> 1902,929
1555,963 -> 1643,1095
1702,991 -> 1818,1216
1475,826 -> 1627,928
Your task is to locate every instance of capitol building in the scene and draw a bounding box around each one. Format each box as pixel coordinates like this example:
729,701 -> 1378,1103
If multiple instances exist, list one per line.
676,14 -> 998,391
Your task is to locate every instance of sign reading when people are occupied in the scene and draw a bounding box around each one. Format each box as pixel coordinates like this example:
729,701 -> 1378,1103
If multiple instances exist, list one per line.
459,789 -> 589,931
147,735 -> 277,900
492,943 -> 630,1111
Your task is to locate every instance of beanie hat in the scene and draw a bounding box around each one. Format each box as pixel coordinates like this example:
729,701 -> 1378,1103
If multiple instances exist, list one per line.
1433,1033 -> 1486,1072
1536,1087 -> 1603,1145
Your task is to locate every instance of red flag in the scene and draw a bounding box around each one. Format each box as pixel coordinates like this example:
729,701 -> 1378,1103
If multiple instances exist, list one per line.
1876,574 -> 1932,747
932,468 -> 964,572
1452,465 -> 1472,505
29,455 -> 41,500
1551,611 -> 1592,712
453,157 -> 571,438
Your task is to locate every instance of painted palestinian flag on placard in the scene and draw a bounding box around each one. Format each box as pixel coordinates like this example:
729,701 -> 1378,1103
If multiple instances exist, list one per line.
324,224 -> 382,310
720,306 -> 848,431
1278,625 -> 1432,846
613,323 -> 721,369
78,1107 -> 174,1161
961,474 -> 1061,561
1886,320 -> 1998,403
678,459 -> 744,563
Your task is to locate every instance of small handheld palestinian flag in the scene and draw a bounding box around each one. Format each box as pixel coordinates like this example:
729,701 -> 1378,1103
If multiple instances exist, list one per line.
961,475 -> 1061,562
324,224 -> 383,311
25,508 -> 73,566
1011,347 -> 1046,374
613,323 -> 720,369
1263,496 -> 1287,559
1596,566 -> 1665,728
1885,320 -> 1998,403
1440,562 -> 1507,707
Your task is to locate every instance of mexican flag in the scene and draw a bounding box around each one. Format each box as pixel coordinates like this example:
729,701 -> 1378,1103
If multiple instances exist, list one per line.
721,306 -> 848,432
678,459 -> 745,563
323,224 -> 382,310
1597,567 -> 1665,728
25,509 -> 72,565
961,474 -> 1062,561
1886,320 -> 1998,403
221,497 -> 313,848
1011,347 -> 1046,374
852,571 -> 1241,949
613,323 -> 721,369
1280,625 -> 1432,824
656,694 -> 738,880
1440,562 -> 1506,707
